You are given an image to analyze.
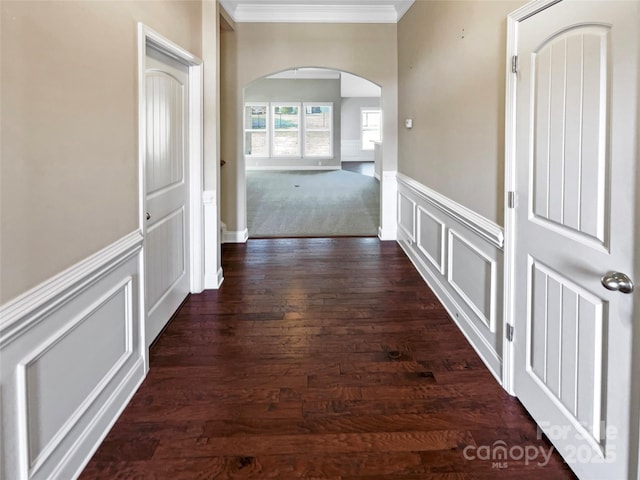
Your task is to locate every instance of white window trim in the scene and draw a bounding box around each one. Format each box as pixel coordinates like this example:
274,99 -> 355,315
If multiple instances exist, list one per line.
271,102 -> 302,158
244,102 -> 270,157
243,101 -> 336,159
303,102 -> 334,159
361,107 -> 382,151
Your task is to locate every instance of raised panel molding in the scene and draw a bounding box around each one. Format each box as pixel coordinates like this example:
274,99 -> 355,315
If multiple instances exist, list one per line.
396,174 -> 504,382
528,257 -> 606,449
20,279 -> 134,477
447,230 -> 497,332
0,232 -> 146,480
397,192 -> 415,242
416,207 -> 445,274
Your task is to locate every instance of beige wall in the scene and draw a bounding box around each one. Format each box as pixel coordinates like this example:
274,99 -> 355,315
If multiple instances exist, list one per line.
1,0 -> 206,303
398,0 -> 525,226
220,22 -> 397,232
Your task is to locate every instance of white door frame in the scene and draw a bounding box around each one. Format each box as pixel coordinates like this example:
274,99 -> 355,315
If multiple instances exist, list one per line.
137,24 -> 204,360
502,0 -> 561,395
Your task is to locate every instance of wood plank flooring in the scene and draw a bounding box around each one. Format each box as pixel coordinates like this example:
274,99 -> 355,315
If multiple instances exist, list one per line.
342,161 -> 374,177
81,238 -> 576,479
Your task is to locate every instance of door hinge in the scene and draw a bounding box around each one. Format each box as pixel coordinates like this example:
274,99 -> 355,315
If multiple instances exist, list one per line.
512,55 -> 518,74
507,191 -> 516,209
506,324 -> 514,342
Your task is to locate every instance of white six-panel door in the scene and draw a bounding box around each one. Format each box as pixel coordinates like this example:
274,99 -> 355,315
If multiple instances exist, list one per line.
512,1 -> 638,478
144,46 -> 191,347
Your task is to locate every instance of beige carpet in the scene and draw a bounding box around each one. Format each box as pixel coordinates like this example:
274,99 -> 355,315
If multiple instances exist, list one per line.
247,170 -> 380,237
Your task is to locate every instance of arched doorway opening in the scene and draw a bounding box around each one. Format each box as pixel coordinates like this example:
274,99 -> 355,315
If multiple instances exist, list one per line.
242,67 -> 383,238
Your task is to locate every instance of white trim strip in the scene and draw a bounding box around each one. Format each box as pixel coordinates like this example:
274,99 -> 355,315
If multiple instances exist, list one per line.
396,172 -> 504,249
0,231 -> 143,347
222,227 -> 249,244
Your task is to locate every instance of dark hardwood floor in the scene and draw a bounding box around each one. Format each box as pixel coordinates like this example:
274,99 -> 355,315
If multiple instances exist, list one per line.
342,161 -> 374,177
81,238 -> 576,479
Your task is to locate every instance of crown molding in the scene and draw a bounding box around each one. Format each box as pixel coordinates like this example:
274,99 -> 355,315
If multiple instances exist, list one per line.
219,1 -> 414,24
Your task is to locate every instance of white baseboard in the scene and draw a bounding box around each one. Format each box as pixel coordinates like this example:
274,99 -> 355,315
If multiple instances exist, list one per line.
378,225 -> 397,241
0,231 -> 146,480
205,267 -> 224,289
222,225 -> 249,244
396,174 -> 505,383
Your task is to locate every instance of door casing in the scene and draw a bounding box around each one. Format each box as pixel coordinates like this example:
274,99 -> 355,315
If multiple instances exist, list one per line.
137,24 -> 204,367
503,0 -> 564,395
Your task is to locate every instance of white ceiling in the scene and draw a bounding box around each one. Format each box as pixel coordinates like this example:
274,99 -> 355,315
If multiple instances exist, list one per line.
219,0 -> 414,23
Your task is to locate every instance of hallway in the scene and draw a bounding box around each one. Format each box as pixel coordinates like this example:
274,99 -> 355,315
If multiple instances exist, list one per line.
81,238 -> 575,479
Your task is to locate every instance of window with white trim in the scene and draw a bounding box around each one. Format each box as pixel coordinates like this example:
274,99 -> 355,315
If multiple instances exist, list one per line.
361,108 -> 381,150
244,101 -> 334,159
303,103 -> 333,157
244,103 -> 269,157
272,104 -> 301,157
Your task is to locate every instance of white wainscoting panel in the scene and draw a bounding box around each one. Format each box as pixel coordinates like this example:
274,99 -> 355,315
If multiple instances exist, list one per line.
397,193 -> 415,242
0,231 -> 145,480
447,230 -> 497,332
396,173 -> 504,382
416,207 -> 445,274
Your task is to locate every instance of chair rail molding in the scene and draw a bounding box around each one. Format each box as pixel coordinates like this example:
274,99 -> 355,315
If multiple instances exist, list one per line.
396,173 -> 504,249
0,231 -> 143,346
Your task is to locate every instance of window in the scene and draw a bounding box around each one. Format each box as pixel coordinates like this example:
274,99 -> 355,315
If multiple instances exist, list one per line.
244,103 -> 269,157
303,103 -> 333,157
244,101 -> 334,159
361,109 -> 381,150
272,104 -> 301,157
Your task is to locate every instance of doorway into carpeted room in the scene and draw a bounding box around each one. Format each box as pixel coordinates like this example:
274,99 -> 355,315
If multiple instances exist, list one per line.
246,169 -> 379,237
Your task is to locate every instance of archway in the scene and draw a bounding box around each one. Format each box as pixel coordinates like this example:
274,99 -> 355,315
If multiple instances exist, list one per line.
241,67 -> 383,238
